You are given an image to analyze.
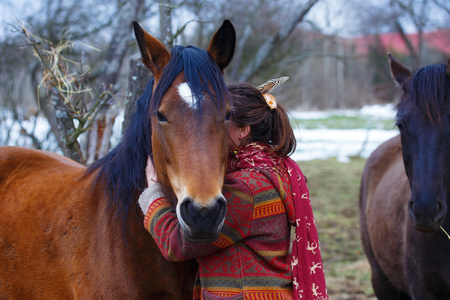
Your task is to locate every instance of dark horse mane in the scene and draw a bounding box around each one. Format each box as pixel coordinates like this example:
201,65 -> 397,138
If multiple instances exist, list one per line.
400,63 -> 449,125
86,45 -> 230,223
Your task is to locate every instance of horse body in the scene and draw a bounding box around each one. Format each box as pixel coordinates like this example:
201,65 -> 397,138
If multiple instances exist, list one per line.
0,146 -> 195,299
0,20 -> 235,299
360,56 -> 450,299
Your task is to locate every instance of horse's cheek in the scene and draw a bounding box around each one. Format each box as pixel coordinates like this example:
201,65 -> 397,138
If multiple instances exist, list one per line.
151,134 -> 172,184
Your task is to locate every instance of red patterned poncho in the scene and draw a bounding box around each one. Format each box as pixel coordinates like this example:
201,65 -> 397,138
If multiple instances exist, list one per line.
141,142 -> 328,299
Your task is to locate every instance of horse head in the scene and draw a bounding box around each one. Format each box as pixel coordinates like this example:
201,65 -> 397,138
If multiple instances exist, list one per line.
390,54 -> 450,232
133,21 -> 235,242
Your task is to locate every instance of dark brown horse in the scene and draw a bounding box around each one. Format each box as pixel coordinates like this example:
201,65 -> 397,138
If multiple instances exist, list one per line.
0,20 -> 235,299
360,54 -> 450,299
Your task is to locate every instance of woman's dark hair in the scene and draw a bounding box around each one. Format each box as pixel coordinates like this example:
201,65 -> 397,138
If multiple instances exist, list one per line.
227,82 -> 296,157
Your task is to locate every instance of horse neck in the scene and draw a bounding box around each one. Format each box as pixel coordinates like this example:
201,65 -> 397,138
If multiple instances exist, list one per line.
89,179 -> 196,297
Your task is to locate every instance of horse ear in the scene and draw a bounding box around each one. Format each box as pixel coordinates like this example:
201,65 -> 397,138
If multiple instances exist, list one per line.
207,20 -> 236,71
388,53 -> 412,86
133,21 -> 171,81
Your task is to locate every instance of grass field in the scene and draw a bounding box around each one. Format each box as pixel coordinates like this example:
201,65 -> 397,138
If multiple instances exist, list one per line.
293,114 -> 395,131
298,157 -> 376,300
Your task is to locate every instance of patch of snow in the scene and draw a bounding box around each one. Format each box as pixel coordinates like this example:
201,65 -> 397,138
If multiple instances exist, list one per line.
292,128 -> 398,162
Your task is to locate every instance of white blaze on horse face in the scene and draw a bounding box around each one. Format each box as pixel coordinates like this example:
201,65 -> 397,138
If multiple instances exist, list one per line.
178,82 -> 199,109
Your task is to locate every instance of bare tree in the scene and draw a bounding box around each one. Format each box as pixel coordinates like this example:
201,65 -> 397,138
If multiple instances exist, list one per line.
19,24 -> 121,163
5,0 -> 152,163
85,0 -> 146,163
237,0 -> 318,81
431,0 -> 450,14
389,0 -> 429,69
159,0 -> 175,48
354,0 -> 448,68
181,0 -> 320,85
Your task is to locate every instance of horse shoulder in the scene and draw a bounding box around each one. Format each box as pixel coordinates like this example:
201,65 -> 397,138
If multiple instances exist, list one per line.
360,134 -> 403,205
360,135 -> 411,291
361,134 -> 410,231
0,146 -> 101,298
0,146 -> 86,208
0,145 -> 82,173
0,146 -> 195,298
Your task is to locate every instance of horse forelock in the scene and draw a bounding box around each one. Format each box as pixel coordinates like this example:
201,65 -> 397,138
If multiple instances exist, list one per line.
405,63 -> 449,125
150,45 -> 230,117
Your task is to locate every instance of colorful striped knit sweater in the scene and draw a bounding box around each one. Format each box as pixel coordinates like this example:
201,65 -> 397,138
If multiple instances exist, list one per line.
141,143 -> 327,299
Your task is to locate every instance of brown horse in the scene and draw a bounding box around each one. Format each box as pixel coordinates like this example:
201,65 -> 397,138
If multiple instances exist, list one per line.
0,20 -> 235,299
360,54 -> 450,299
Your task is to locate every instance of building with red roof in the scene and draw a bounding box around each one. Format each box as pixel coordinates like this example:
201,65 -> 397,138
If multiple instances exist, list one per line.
351,29 -> 450,56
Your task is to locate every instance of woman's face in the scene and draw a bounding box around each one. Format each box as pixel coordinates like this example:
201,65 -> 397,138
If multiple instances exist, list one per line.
228,122 -> 241,151
228,123 -> 250,151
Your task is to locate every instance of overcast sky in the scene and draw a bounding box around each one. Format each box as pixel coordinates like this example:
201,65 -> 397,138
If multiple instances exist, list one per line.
0,0 -> 357,38
0,0 -> 446,39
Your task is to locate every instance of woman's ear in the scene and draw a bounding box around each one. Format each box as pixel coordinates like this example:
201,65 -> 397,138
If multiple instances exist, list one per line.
240,126 -> 251,140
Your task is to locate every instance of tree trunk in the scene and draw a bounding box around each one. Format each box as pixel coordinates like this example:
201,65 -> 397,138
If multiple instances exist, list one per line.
159,0 -> 174,49
30,61 -> 63,148
237,0 -> 318,82
51,87 -> 84,163
229,22 -> 252,81
122,54 -> 152,135
85,0 -> 145,164
395,21 -> 420,69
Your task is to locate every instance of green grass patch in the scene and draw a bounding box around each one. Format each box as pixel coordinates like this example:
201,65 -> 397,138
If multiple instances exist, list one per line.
297,157 -> 375,299
291,114 -> 396,130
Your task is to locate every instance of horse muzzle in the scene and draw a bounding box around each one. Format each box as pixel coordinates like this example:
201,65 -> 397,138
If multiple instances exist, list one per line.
177,195 -> 227,242
408,197 -> 447,232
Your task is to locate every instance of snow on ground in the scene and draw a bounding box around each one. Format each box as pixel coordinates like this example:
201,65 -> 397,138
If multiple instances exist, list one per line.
0,109 -> 60,152
290,104 -> 398,162
1,104 -> 399,163
290,103 -> 397,120
292,128 -> 398,162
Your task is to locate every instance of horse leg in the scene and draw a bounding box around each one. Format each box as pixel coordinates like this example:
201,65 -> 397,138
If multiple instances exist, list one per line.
371,265 -> 411,299
360,215 -> 410,300
363,232 -> 410,299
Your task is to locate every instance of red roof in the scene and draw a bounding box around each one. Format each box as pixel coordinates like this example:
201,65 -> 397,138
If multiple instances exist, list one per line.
351,29 -> 450,55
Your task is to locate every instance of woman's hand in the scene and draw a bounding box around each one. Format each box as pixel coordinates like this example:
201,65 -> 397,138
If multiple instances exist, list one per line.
139,156 -> 164,214
145,156 -> 158,187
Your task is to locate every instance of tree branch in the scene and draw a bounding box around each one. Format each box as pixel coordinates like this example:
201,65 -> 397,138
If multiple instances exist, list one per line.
237,0 -> 318,81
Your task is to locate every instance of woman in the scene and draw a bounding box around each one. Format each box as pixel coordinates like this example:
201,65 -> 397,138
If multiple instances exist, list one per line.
139,78 -> 328,300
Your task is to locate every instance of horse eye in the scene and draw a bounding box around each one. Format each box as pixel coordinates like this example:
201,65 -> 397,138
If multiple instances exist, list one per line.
225,111 -> 232,122
157,111 -> 167,123
396,122 -> 405,133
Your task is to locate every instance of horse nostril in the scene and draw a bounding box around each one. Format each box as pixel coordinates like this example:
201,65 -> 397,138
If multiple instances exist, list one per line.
213,196 -> 227,224
408,201 -> 415,217
211,196 -> 224,212
180,197 -> 196,223
183,198 -> 197,217
435,201 -> 447,222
